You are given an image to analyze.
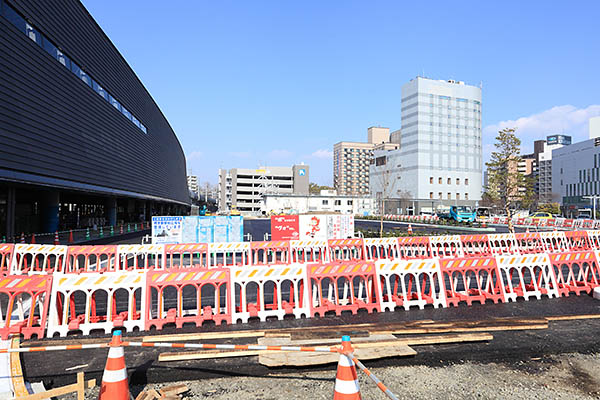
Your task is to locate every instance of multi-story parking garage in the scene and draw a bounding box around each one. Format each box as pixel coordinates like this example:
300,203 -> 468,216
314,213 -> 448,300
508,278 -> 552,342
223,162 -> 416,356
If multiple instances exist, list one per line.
0,0 -> 189,239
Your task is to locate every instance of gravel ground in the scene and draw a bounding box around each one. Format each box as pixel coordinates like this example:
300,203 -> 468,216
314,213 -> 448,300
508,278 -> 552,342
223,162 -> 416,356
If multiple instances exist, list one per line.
70,352 -> 600,400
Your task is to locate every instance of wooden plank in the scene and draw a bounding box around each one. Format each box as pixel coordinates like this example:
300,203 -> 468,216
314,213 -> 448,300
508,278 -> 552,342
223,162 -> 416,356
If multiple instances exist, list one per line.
10,337 -> 29,398
17,378 -> 96,400
159,383 -> 189,396
76,372 -> 84,400
142,330 -> 266,342
546,314 -> 600,321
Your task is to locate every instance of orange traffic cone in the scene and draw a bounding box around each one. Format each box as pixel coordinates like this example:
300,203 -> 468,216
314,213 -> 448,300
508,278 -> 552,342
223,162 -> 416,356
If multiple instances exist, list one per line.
407,224 -> 413,235
54,231 -> 59,245
68,230 -> 74,243
98,330 -> 129,400
20,233 -> 25,243
334,336 -> 361,399
30,233 -> 36,244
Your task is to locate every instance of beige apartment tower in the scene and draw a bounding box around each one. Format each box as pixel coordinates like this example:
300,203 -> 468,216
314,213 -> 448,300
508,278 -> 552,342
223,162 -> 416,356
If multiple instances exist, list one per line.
333,127 -> 398,196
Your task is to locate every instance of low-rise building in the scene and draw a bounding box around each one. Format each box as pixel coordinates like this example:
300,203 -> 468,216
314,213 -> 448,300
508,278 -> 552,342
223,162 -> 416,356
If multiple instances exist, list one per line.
218,165 -> 309,215
262,190 -> 375,216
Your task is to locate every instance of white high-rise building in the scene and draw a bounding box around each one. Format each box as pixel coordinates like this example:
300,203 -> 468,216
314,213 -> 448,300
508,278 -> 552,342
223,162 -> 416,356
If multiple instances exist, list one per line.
371,77 -> 482,214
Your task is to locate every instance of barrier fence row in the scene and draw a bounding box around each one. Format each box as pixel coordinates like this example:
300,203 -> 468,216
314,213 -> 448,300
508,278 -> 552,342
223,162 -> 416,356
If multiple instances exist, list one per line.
383,214 -> 600,229
0,238 -> 598,340
3,230 -> 600,275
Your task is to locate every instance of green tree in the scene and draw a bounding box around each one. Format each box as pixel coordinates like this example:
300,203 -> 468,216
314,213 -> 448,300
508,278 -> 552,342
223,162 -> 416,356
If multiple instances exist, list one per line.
485,128 -> 533,233
309,182 -> 334,195
538,202 -> 561,215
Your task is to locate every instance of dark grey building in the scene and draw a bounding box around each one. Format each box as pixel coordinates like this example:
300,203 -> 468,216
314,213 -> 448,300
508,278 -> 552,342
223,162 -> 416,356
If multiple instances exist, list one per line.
0,0 -> 189,239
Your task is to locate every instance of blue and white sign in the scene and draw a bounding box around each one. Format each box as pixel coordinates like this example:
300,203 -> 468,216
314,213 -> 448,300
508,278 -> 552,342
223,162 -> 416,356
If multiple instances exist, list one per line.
298,169 -> 306,176
151,216 -> 183,244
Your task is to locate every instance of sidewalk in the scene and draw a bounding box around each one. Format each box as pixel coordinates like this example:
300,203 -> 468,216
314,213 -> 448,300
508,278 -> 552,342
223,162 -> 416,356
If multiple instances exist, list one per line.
2,224 -> 150,245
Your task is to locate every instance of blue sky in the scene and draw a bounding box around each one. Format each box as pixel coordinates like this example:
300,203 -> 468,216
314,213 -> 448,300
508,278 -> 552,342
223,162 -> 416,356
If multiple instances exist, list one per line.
83,0 -> 600,185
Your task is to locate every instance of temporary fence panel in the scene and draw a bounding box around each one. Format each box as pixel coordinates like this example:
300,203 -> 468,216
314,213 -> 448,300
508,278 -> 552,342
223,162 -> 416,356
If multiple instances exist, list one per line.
539,232 -> 569,253
307,262 -> 380,317
328,239 -> 365,262
47,271 -> 146,337
459,235 -> 492,257
230,264 -> 309,323
364,238 -> 399,261
397,237 -> 431,259
429,235 -> 464,258
145,268 -> 231,330
581,219 -> 594,229
164,243 -> 208,269
514,232 -> 545,254
548,252 -> 600,296
116,244 -> 165,270
564,231 -> 592,251
0,275 -> 52,339
207,242 -> 251,267
11,244 -> 68,275
250,241 -> 291,265
439,257 -> 506,306
495,254 -> 560,301
0,244 -> 13,275
289,240 -> 329,264
65,246 -> 118,273
487,233 -> 520,256
375,259 -> 446,311
586,230 -> 600,250
562,219 -> 574,229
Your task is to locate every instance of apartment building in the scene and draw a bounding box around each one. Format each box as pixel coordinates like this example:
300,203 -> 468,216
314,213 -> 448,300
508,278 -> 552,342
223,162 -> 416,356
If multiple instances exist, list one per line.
218,165 -> 309,215
333,127 -> 398,196
187,175 -> 199,198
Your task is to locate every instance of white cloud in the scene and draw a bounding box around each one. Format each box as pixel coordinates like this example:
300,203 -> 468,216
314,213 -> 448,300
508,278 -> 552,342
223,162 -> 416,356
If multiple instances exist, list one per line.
269,149 -> 293,159
186,151 -> 203,161
483,104 -> 600,155
311,149 -> 333,159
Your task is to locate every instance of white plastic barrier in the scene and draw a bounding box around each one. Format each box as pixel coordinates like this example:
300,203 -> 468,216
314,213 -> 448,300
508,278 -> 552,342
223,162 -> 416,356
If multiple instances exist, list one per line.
230,264 -> 309,323
487,233 -> 520,256
495,254 -> 559,301
289,240 -> 329,263
539,231 -> 569,253
364,238 -> 399,261
375,259 -> 447,310
10,244 -> 68,275
586,230 -> 600,249
429,235 -> 464,258
208,242 -> 251,267
328,239 -> 365,262
47,271 -> 146,337
116,244 -> 165,270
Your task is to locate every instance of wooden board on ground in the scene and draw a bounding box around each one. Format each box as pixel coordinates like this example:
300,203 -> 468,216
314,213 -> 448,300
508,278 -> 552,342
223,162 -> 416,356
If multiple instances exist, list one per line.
159,349 -> 271,362
18,372 -> 95,400
546,314 -> 600,321
142,330 -> 266,342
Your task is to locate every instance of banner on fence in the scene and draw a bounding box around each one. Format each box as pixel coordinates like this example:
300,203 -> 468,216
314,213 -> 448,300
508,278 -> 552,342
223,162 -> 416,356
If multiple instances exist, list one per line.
153,216 -> 243,244
271,215 -> 300,240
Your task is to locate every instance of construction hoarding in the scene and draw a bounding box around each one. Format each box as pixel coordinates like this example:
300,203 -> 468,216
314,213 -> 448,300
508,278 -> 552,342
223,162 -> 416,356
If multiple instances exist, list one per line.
152,216 -> 243,244
270,215 -> 300,240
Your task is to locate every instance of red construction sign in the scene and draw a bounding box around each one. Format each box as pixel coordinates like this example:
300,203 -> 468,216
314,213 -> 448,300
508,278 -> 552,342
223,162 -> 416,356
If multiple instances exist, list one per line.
271,215 -> 300,240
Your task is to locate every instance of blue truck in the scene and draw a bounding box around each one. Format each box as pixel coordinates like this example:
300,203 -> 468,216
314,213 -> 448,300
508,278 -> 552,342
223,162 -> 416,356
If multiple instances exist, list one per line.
449,205 -> 476,223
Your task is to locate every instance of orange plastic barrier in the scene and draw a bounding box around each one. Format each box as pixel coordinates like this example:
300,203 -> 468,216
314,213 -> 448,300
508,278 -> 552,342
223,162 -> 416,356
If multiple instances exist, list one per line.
514,232 -> 545,254
439,256 -> 505,306
66,246 -> 118,272
307,262 -> 380,317
548,252 -> 600,296
564,231 -> 592,251
145,268 -> 231,330
251,240 -> 291,265
164,243 -> 208,269
539,232 -> 569,253
0,275 -> 52,339
460,235 -> 492,257
0,244 -> 13,275
328,239 -> 365,262
397,237 -> 431,259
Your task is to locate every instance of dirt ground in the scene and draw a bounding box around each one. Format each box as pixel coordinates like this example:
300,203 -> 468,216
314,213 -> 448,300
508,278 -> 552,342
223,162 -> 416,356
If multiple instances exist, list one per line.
72,352 -> 600,400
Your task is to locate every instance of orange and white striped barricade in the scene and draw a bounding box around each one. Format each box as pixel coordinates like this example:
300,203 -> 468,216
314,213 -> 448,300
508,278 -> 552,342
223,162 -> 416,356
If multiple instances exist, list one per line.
289,240 -> 329,263
564,231 -> 592,251
251,240 -> 291,265
47,271 -> 146,337
515,217 -> 525,226
562,219 -> 574,229
593,221 -> 600,229
0,244 -> 14,275
207,242 -> 251,267
375,259 -> 446,311
582,219 -> 594,229
328,239 -> 366,262
145,268 -> 231,330
164,243 -> 208,269
460,234 -> 492,257
572,219 -> 583,229
397,236 -> 431,259
495,254 -> 560,301
439,256 -> 506,306
524,217 -> 534,226
364,238 -> 399,261
230,264 -> 308,323
586,230 -> 600,249
487,233 -> 520,256
10,244 -> 67,275
539,231 -> 569,253
429,235 -> 464,258
514,232 -> 545,254
65,245 -> 118,273
553,218 -> 565,228
307,262 -> 380,317
0,274 -> 53,339
549,252 -> 600,296
116,244 -> 165,270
